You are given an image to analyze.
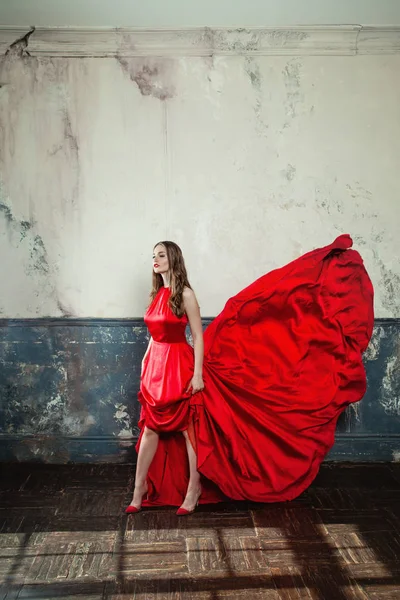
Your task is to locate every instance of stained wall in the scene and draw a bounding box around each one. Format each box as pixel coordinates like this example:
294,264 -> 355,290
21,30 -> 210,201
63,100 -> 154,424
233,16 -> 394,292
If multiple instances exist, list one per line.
1,27 -> 399,461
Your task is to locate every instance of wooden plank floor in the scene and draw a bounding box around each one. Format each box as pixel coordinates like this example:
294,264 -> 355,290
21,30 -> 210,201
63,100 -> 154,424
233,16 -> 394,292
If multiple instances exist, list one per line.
1,463 -> 400,599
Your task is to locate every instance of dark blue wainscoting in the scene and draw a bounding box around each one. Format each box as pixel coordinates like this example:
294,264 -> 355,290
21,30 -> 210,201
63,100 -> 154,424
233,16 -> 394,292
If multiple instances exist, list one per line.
0,318 -> 399,463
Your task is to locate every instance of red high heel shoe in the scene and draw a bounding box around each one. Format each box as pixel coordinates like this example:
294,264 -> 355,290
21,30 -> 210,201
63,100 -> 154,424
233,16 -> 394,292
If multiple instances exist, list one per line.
176,490 -> 201,516
125,505 -> 141,514
125,482 -> 148,514
176,504 -> 198,516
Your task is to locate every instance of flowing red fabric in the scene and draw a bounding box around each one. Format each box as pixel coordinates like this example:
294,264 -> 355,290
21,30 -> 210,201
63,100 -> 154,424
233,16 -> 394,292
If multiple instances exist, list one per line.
138,235 -> 374,506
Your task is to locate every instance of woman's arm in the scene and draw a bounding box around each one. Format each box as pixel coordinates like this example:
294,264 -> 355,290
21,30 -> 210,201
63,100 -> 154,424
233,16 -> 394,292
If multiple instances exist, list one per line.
183,287 -> 205,394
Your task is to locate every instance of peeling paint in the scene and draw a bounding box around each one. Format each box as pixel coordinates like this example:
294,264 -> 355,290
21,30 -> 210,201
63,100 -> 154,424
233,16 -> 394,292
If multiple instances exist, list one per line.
282,60 -> 303,126
381,354 -> 400,416
0,200 -> 14,225
0,200 -> 51,276
245,57 -> 261,90
131,326 -> 145,340
114,403 -> 131,434
0,45 -> 399,323
364,327 -> 386,361
373,252 -> 400,314
267,29 -> 309,47
202,28 -> 259,53
116,57 -> 174,100
19,220 -> 33,241
353,234 -> 367,247
349,401 -> 361,422
244,57 -> 268,135
191,27 -> 310,54
314,185 -> 344,216
346,183 -> 373,201
62,107 -> 79,154
58,103 -> 81,208
5,28 -> 35,59
118,429 -> 133,438
1,319 -> 400,462
29,234 -> 50,275
346,184 -> 378,219
57,300 -> 75,318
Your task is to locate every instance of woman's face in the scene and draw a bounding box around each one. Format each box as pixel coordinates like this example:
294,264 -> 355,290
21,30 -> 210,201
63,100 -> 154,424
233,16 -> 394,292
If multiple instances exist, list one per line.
153,244 -> 169,275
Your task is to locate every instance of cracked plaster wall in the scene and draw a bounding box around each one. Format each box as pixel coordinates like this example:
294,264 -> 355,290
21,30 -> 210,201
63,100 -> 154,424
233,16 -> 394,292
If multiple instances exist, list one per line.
1,34 -> 400,319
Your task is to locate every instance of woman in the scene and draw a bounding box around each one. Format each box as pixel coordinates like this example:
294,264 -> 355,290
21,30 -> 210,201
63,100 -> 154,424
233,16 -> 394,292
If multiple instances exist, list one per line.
126,241 -> 205,515
126,235 -> 374,514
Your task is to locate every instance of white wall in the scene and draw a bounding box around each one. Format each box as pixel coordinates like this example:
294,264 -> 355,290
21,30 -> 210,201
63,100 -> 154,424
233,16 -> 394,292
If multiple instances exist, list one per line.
1,33 -> 399,318
1,0 -> 400,27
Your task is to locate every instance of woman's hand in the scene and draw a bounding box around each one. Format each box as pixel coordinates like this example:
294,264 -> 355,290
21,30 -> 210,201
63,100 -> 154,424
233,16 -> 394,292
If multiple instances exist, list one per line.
187,373 -> 205,395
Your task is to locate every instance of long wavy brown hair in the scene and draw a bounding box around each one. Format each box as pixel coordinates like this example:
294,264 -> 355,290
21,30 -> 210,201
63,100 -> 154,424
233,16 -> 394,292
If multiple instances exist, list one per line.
150,241 -> 192,318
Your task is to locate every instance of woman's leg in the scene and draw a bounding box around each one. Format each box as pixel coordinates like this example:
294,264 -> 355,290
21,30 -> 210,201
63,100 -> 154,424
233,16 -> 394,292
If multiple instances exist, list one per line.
129,426 -> 159,508
179,430 -> 202,511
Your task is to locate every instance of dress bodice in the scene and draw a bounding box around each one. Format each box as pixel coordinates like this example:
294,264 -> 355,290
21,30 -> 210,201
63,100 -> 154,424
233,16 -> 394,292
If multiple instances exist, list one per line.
144,287 -> 188,343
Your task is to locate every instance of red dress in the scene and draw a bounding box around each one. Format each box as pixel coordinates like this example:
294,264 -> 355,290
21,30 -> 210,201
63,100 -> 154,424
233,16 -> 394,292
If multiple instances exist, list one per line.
138,235 -> 374,506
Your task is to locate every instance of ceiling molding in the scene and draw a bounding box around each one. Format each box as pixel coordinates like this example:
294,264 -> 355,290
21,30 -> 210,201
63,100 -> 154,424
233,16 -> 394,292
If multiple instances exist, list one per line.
357,26 -> 400,54
0,25 -> 399,57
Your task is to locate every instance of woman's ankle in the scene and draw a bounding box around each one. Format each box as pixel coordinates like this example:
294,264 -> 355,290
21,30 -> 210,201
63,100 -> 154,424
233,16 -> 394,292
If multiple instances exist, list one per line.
185,485 -> 201,497
134,479 -> 148,489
